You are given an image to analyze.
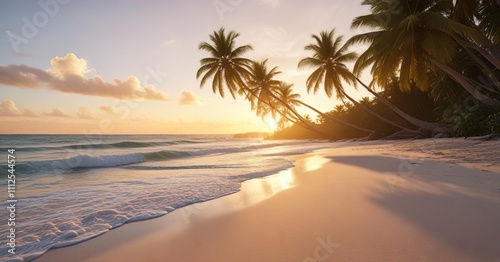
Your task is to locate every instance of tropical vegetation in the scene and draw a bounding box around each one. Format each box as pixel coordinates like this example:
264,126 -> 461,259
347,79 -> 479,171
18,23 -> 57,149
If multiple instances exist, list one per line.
196,0 -> 500,140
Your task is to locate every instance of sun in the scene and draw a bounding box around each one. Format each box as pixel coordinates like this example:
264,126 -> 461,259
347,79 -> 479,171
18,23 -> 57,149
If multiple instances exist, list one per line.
265,115 -> 278,131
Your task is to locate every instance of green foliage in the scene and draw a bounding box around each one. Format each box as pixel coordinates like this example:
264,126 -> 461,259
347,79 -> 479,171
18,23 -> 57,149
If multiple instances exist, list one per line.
199,0 -> 500,140
441,103 -> 500,136
271,96 -> 405,140
486,112 -> 500,133
197,27 -> 253,98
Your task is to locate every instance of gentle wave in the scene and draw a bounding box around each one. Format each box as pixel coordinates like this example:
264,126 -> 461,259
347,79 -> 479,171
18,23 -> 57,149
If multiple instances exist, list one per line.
4,139 -> 209,152
144,150 -> 191,161
123,164 -> 238,170
0,134 -> 333,262
13,141 -> 301,175
14,150 -> 190,174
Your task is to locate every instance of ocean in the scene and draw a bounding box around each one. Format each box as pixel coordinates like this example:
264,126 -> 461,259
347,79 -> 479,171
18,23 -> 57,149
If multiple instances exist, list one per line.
0,134 -> 334,261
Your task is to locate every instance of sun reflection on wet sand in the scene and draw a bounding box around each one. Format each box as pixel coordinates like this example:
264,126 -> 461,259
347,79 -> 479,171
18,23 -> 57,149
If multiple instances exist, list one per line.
185,153 -> 331,221
237,168 -> 296,206
297,154 -> 331,173
34,153 -> 333,261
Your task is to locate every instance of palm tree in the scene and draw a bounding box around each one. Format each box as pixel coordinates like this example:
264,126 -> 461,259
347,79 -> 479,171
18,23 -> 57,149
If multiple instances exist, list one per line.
195,30 -> 325,134
349,0 -> 500,107
196,28 -> 372,135
243,60 -> 335,134
452,0 -> 500,66
244,59 -> 282,115
275,82 -> 302,128
298,29 -> 411,131
196,27 -> 253,98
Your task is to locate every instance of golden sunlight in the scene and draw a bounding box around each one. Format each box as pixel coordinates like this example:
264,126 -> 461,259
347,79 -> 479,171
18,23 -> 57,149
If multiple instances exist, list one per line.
265,115 -> 278,131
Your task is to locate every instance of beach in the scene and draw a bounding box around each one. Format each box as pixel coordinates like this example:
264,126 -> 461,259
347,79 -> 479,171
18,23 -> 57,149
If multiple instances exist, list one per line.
3,0 -> 500,261
35,138 -> 500,262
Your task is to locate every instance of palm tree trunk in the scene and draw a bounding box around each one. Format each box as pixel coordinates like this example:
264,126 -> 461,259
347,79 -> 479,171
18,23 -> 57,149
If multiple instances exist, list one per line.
453,35 -> 500,70
296,100 -> 373,133
458,41 -> 500,91
339,89 -> 411,131
426,55 -> 500,108
238,78 -> 373,135
241,88 -> 335,137
353,76 -> 454,133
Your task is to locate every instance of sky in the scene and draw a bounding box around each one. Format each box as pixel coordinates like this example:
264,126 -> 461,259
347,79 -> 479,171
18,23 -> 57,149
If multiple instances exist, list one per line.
0,0 -> 373,134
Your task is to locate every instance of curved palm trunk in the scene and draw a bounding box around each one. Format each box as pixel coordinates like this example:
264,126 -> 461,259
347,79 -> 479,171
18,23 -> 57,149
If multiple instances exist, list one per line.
339,89 -> 411,131
241,88 -> 335,137
296,100 -> 373,133
458,41 -> 500,90
353,77 -> 455,133
425,55 -> 500,108
453,35 -> 500,70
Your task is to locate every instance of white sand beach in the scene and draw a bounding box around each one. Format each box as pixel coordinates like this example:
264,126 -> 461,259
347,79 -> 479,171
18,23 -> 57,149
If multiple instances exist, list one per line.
36,138 -> 500,262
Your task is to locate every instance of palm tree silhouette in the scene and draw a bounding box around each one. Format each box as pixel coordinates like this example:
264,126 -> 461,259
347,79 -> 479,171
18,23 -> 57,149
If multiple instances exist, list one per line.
196,31 -> 320,133
244,60 -> 334,134
348,0 -> 500,107
196,28 -> 252,99
298,29 -> 410,131
197,28 -> 372,135
275,82 -> 302,129
244,59 -> 281,117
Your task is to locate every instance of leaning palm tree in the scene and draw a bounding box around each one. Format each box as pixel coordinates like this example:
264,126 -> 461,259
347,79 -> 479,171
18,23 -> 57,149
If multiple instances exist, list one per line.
348,0 -> 500,107
452,0 -> 500,68
298,29 -> 411,131
195,29 -> 320,134
275,82 -> 302,128
197,28 -> 372,135
255,82 -> 304,129
243,60 -> 334,133
196,27 -> 253,98
244,59 -> 282,114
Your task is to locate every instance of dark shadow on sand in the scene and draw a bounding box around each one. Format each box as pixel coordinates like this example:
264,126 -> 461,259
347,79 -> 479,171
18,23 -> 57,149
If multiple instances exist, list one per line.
329,155 -> 500,261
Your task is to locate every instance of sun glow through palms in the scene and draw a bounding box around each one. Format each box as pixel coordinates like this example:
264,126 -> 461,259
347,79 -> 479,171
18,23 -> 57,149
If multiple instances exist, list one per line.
265,115 -> 278,131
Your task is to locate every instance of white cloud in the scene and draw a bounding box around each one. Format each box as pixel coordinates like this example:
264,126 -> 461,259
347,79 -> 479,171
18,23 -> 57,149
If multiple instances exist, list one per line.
23,108 -> 39,117
99,105 -> 118,115
0,100 -> 22,116
76,107 -> 94,119
0,53 -> 169,101
179,90 -> 204,105
49,53 -> 90,78
43,108 -> 69,117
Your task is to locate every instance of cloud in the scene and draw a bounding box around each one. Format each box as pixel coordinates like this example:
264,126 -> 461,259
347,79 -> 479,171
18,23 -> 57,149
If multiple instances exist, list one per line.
0,99 -> 107,119
76,107 -> 94,119
0,100 -> 22,116
0,101 -> 65,118
179,90 -> 203,105
22,108 -> 39,117
99,105 -> 118,114
0,53 -> 169,101
49,53 -> 89,78
43,108 -> 69,117
0,64 -> 53,88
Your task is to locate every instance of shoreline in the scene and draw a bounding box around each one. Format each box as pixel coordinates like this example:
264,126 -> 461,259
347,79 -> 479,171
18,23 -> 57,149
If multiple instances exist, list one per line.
35,149 -> 331,262
36,138 -> 500,261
